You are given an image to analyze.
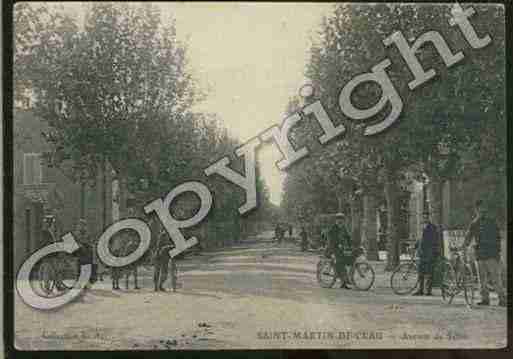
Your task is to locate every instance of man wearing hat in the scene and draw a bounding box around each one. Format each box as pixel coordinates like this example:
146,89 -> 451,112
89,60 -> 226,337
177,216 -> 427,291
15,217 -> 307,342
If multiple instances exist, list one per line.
74,219 -> 97,283
462,200 -> 506,306
153,230 -> 174,291
325,212 -> 353,289
413,212 -> 439,296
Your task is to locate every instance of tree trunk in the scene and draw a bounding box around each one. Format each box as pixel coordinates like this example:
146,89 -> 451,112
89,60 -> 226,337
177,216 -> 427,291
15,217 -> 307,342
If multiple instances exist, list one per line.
384,168 -> 401,271
350,195 -> 361,247
337,194 -> 344,213
80,181 -> 86,219
428,178 -> 443,226
102,159 -> 108,228
118,173 -> 128,219
503,175 -> 507,228
362,192 -> 379,261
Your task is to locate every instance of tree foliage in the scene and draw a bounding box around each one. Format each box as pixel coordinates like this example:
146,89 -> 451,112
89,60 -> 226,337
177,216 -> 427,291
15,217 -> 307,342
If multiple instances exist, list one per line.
282,3 -> 505,268
15,3 -> 274,237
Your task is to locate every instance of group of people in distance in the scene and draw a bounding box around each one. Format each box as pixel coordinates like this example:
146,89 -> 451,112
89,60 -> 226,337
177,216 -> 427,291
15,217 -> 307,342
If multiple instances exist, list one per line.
315,199 -> 506,305
274,223 -> 293,243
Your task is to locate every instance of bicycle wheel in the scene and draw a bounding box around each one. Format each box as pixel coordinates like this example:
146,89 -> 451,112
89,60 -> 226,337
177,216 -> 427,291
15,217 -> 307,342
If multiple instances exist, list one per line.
463,265 -> 477,307
351,262 -> 375,291
390,262 -> 418,295
316,259 -> 337,288
38,261 -> 56,295
59,256 -> 80,289
439,261 -> 458,303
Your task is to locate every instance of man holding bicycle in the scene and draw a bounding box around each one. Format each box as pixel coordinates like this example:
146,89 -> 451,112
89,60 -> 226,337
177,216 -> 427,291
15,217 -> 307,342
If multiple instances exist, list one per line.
413,212 -> 439,296
41,217 -> 67,291
153,230 -> 174,292
325,212 -> 353,289
462,200 -> 506,307
74,219 -> 97,286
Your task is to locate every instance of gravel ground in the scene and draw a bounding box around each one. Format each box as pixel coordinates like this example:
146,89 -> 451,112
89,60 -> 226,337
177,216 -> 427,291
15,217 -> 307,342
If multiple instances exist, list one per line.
14,237 -> 507,350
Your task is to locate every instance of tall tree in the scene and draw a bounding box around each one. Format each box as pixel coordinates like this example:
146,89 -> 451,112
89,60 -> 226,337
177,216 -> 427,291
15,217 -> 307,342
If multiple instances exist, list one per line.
300,3 -> 505,269
25,3 -> 201,218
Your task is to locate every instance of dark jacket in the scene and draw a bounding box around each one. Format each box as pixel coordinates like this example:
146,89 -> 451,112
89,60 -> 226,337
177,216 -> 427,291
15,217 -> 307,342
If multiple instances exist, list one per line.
153,232 -> 173,263
74,230 -> 93,265
275,225 -> 284,238
122,235 -> 141,268
418,222 -> 439,263
466,216 -> 501,260
325,223 -> 352,257
41,229 -> 55,247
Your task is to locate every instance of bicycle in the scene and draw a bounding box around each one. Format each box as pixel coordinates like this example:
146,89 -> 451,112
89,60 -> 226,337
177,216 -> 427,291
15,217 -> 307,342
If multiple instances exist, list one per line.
446,247 -> 479,307
390,245 -> 454,301
316,247 -> 375,291
36,253 -> 80,296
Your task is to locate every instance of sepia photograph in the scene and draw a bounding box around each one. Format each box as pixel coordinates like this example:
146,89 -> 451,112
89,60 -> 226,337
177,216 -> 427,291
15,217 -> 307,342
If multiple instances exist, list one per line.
8,1 -> 508,352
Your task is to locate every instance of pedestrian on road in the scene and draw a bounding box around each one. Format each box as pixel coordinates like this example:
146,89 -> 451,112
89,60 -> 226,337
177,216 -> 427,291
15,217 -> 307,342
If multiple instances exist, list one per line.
325,213 -> 353,289
74,218 -> 97,285
122,233 -> 141,290
110,232 -> 124,290
413,212 -> 439,296
462,200 -> 506,307
41,217 -> 56,247
41,218 -> 67,291
275,223 -> 283,244
300,226 -> 308,252
153,230 -> 174,292
320,229 -> 328,249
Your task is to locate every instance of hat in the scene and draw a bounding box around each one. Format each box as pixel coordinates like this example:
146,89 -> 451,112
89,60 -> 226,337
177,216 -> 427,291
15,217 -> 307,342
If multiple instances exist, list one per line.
335,212 -> 345,219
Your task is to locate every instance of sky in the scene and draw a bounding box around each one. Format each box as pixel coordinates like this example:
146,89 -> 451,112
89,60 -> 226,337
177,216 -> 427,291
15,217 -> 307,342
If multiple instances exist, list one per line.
159,3 -> 333,204
41,2 -> 334,205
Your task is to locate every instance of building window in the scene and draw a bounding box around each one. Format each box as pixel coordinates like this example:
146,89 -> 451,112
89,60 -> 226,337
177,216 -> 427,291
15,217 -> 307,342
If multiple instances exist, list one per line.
23,153 -> 42,185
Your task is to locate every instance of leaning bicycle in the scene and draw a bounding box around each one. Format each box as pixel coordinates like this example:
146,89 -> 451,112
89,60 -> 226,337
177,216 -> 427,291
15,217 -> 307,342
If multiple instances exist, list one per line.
316,247 -> 375,291
36,253 -> 80,296
390,245 -> 454,301
446,247 -> 479,307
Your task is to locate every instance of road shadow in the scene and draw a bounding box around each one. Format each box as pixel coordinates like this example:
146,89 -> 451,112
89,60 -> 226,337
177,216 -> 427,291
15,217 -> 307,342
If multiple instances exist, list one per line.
86,289 -> 122,298
169,290 -> 223,300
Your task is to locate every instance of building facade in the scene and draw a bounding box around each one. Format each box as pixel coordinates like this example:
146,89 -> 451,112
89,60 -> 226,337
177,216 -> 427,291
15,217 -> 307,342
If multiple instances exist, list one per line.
13,107 -> 114,272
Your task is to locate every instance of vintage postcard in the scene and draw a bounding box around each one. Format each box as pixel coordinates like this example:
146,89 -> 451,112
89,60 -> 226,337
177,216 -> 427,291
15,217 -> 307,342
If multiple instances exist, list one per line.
7,1 -> 508,352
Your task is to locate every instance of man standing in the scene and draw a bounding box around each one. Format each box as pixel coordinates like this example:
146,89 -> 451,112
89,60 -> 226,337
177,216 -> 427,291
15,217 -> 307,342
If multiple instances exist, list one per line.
275,223 -> 284,244
41,217 -> 66,291
325,213 -> 353,289
413,212 -> 439,296
123,233 -> 141,290
74,218 -> 96,285
153,230 -> 173,292
462,200 -> 506,307
41,217 -> 56,247
299,226 -> 308,252
110,231 -> 123,290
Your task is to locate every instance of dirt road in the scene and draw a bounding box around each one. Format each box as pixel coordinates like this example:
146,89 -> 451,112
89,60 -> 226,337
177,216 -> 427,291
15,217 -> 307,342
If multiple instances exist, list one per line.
14,236 -> 507,350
